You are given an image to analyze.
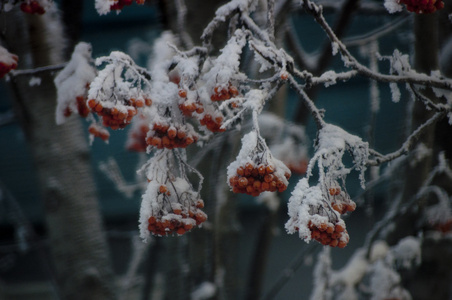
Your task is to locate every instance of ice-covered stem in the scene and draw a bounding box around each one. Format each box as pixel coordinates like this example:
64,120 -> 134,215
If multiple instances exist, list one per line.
10,62 -> 67,77
174,0 -> 193,49
312,0 -> 360,76
368,111 -> 447,166
288,76 -> 325,130
266,0 -> 275,42
408,83 -> 447,112
200,0 -> 252,49
302,0 -> 452,90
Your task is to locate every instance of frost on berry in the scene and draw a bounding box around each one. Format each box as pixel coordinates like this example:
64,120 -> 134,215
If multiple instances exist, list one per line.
87,51 -> 151,130
202,29 -> 247,100
0,46 -> 18,79
146,121 -> 199,150
285,179 -> 350,248
54,42 -> 96,125
139,151 -> 206,240
88,123 -> 110,142
227,131 -> 291,197
285,123 -> 368,247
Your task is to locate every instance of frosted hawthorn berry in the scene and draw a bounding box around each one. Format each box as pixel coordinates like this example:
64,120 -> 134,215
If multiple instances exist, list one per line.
280,71 -> 289,80
306,220 -> 349,248
199,114 -> 226,132
178,89 -> 187,98
159,185 -> 168,194
179,100 -> 204,117
88,124 -> 110,141
211,83 -> 240,101
229,161 -> 290,196
88,98 -> 141,130
146,122 -> 198,149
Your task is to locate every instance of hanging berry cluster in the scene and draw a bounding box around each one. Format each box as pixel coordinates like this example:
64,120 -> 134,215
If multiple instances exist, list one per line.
60,83 -> 92,119
139,151 -> 207,240
87,98 -> 139,130
328,184 -> 356,215
305,208 -> 349,248
227,131 -> 291,197
178,89 -> 204,116
285,179 -> 351,248
88,123 -> 110,141
399,0 -> 444,13
146,122 -> 198,150
0,47 -> 18,78
210,83 -> 240,101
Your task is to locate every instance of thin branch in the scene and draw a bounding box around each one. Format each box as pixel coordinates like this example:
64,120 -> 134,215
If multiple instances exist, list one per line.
267,0 -> 275,42
174,0 -> 194,49
367,111 -> 447,166
288,76 -> 326,130
10,62 -> 67,77
302,0 -> 452,90
313,0 -> 360,75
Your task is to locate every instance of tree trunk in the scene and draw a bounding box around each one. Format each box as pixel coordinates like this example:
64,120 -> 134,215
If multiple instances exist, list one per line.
384,13 -> 452,300
1,10 -> 117,300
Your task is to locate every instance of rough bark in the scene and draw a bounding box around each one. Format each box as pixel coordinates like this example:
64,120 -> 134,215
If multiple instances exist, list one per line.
1,10 -> 116,300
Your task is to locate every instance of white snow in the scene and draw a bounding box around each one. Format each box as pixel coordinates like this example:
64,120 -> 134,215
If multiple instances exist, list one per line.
95,0 -> 113,15
54,42 -> 96,124
190,282 -> 216,300
384,0 -> 403,14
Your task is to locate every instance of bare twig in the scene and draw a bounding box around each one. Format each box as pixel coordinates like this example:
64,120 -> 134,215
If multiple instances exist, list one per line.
289,76 -> 326,129
368,111 -> 447,166
302,0 -> 452,90
10,62 -> 67,77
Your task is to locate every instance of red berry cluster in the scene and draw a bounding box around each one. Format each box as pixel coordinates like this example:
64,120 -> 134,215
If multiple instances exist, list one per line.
147,186 -> 207,236
110,0 -> 145,10
399,0 -> 444,13
146,123 -> 198,149
307,220 -> 349,248
0,53 -> 18,78
20,0 -> 45,14
127,122 -> 149,152
288,159 -> 308,175
328,187 -> 356,215
76,96 -> 90,118
87,98 -> 146,130
210,84 -> 239,101
88,124 -> 110,141
200,114 -> 225,132
177,89 -> 205,116
179,101 -> 205,116
229,162 -> 290,196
